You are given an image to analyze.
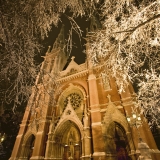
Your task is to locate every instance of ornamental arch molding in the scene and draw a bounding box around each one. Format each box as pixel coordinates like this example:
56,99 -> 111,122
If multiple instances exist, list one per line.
53,90 -> 84,136
47,117 -> 83,159
56,83 -> 87,119
101,95 -> 135,158
22,129 -> 36,145
54,116 -> 84,136
19,130 -> 36,159
55,82 -> 87,103
101,95 -> 129,135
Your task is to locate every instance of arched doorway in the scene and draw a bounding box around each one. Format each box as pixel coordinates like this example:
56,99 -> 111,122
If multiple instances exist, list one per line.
54,120 -> 81,160
114,122 -> 130,160
27,134 -> 35,159
51,84 -> 86,159
104,122 -> 130,160
20,134 -> 35,160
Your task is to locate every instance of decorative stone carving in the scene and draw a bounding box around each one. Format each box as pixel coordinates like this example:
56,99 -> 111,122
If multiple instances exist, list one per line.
60,56 -> 86,77
101,95 -> 131,157
83,99 -> 90,128
49,111 -> 55,133
53,96 -> 83,135
66,68 -> 78,76
64,93 -> 82,109
101,72 -> 111,91
101,95 -> 128,132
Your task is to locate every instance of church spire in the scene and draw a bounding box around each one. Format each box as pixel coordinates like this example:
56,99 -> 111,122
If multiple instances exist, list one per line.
52,25 -> 66,51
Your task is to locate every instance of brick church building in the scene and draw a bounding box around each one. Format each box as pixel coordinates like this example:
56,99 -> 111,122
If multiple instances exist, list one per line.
10,23 -> 160,160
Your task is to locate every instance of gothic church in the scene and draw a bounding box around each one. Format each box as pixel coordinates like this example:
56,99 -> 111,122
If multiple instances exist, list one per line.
10,23 -> 160,160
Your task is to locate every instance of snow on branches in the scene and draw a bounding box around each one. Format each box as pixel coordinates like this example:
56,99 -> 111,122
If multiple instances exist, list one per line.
88,0 -> 160,128
0,0 -> 97,110
0,0 -> 159,128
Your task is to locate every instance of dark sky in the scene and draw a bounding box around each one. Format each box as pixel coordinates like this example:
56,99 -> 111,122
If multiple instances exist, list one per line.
38,15 -> 90,68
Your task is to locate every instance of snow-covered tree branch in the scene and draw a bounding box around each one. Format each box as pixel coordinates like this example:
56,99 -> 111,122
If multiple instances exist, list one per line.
88,0 -> 160,128
0,0 -> 159,128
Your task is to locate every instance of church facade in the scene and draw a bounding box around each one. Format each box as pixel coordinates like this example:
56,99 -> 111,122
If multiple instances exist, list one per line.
10,26 -> 160,160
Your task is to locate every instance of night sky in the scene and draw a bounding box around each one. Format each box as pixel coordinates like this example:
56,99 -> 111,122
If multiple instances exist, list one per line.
38,15 -> 90,68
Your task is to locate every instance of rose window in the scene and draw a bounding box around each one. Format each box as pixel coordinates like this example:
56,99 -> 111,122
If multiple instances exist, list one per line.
64,93 -> 82,109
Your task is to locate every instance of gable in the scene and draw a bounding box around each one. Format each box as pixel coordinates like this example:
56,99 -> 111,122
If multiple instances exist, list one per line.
60,56 -> 85,77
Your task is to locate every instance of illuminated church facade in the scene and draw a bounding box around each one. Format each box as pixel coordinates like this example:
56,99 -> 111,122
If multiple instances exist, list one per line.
10,25 -> 160,160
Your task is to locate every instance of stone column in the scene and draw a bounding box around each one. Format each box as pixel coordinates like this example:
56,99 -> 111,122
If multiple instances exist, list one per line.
88,73 -> 105,160
31,86 -> 52,159
44,133 -> 53,159
81,138 -> 85,158
82,99 -> 92,160
88,73 -> 99,107
51,141 -> 56,158
82,128 -> 92,160
18,144 -> 26,160
30,130 -> 46,160
58,144 -> 61,158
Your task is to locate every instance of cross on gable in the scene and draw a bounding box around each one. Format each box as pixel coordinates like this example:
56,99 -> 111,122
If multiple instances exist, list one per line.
71,56 -> 75,61
67,96 -> 71,104
107,94 -> 111,103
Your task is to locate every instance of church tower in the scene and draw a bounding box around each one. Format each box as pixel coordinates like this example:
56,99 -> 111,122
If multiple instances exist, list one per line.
10,24 -> 160,160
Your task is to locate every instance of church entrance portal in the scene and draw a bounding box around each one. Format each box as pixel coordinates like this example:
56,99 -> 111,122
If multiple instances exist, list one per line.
54,120 -> 81,160
115,123 -> 130,160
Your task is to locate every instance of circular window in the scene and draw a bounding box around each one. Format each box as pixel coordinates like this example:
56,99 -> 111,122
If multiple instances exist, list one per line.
64,93 -> 82,109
